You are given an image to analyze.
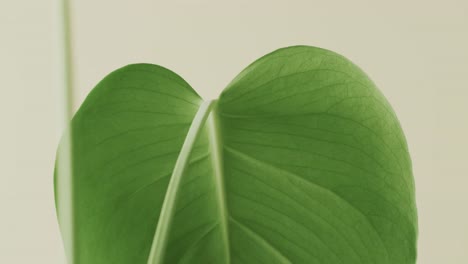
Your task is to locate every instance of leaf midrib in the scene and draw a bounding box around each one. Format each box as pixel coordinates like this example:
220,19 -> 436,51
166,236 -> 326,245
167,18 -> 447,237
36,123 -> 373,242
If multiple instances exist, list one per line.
146,100 -> 216,264
208,101 -> 231,264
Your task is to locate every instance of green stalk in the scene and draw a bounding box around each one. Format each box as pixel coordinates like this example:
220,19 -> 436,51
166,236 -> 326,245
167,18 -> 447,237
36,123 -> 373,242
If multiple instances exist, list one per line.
56,0 -> 75,263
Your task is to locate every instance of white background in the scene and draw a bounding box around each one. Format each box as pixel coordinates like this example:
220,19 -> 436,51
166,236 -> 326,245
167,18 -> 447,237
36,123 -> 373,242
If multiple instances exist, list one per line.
1,1 -> 467,263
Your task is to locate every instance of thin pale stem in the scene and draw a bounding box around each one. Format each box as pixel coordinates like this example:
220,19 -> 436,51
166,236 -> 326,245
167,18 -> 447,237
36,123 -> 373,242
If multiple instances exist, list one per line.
56,0 -> 75,263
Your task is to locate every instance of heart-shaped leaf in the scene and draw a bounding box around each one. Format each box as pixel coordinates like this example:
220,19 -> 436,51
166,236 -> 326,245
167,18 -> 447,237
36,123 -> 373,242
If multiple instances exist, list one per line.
55,46 -> 417,263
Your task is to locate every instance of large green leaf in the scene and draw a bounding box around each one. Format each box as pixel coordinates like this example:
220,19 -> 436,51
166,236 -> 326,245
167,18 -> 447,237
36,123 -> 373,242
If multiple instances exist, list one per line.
55,46 -> 417,263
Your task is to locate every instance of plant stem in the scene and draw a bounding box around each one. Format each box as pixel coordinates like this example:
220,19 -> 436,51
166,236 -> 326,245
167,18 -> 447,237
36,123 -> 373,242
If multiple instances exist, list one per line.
56,0 -> 75,263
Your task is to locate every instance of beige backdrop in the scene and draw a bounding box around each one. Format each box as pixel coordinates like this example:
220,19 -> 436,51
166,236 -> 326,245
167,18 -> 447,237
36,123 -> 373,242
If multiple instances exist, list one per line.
1,0 -> 467,263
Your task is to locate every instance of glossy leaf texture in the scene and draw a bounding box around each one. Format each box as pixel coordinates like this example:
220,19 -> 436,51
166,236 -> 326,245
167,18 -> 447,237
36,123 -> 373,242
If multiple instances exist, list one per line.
55,46 -> 417,264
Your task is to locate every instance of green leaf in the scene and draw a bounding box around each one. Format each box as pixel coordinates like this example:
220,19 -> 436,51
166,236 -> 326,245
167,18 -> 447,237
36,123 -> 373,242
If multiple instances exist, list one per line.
55,46 -> 417,264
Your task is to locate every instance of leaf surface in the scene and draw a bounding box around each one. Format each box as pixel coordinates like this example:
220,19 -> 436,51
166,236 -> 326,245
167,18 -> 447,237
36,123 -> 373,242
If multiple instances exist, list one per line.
55,46 -> 417,264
